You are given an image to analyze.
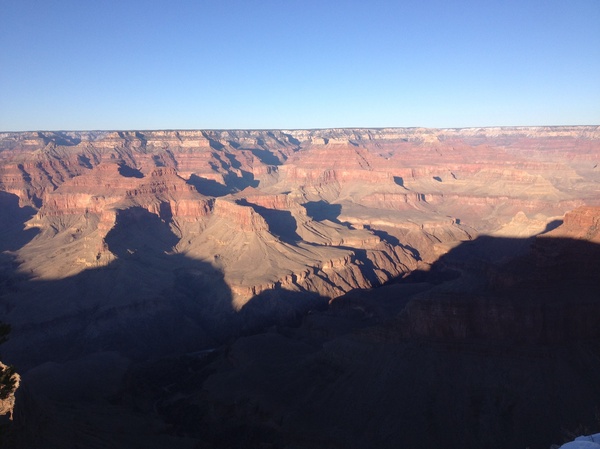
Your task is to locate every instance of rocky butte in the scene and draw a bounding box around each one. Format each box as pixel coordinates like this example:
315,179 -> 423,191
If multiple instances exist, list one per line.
0,126 -> 599,448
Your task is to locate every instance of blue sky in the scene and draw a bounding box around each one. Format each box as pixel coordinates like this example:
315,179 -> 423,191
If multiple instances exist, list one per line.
1,0 -> 599,131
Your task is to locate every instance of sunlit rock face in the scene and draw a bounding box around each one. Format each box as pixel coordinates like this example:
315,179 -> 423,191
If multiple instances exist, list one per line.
0,127 -> 600,448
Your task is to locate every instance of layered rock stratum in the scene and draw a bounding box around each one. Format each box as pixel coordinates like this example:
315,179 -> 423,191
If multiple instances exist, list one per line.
0,126 -> 599,448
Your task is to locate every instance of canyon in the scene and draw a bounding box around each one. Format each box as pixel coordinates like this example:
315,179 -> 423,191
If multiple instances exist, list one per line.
0,126 -> 599,448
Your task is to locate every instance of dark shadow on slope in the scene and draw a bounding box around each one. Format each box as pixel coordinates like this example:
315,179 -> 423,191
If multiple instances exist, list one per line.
281,132 -> 301,147
338,247 -> 382,285
223,152 -> 240,168
158,201 -> 173,222
0,193 -> 39,322
0,192 -> 39,253
540,219 -> 563,234
390,264 -> 461,285
250,148 -> 282,166
136,289 -> 330,447
393,176 -> 407,188
363,225 -> 422,261
238,199 -> 301,243
239,289 -> 329,334
303,200 -> 342,222
187,172 -> 259,197
436,234 -> 534,266
227,140 -> 241,149
77,155 -> 93,169
207,138 -> 225,151
387,234 -> 540,289
15,165 -> 31,184
187,174 -> 232,197
104,207 -> 178,259
224,170 -> 259,191
152,154 -> 165,167
117,163 -> 144,178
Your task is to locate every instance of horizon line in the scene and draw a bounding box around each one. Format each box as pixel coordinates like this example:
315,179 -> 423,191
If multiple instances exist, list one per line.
1,124 -> 599,134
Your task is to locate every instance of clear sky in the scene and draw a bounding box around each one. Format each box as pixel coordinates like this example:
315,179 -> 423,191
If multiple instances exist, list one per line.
1,0 -> 599,131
